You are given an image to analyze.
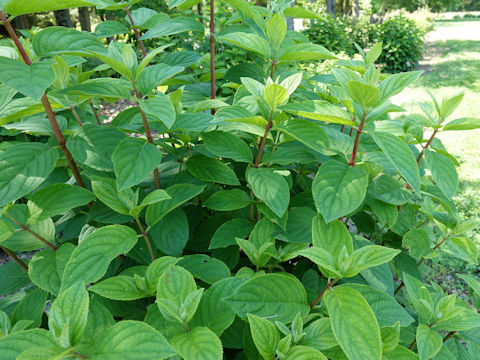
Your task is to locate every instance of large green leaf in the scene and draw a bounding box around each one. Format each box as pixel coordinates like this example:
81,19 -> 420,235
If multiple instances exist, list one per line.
372,131 -> 421,195
247,168 -> 290,217
112,137 -> 162,191
342,283 -> 414,326
279,100 -> 354,126
203,189 -> 251,211
190,277 -> 243,335
28,243 -> 75,296
141,17 -> 204,39
92,321 -> 176,360
0,98 -> 64,125
0,329 -> 58,360
225,273 -> 309,323
346,81 -> 380,109
156,265 -> 196,305
442,236 -> 479,265
139,94 -> 176,128
48,282 -> 89,347
146,184 -> 205,227
202,131 -> 253,163
186,155 -> 240,185
93,20 -> 129,38
61,225 -> 137,291
324,286 -> 382,360
209,218 -> 253,249
4,0 -> 98,15
171,327 -> 222,360
33,26 -> 105,57
178,255 -> 230,284
149,208 -> 189,256
285,346 -> 328,360
91,178 -> 132,215
265,13 -> 286,50
378,71 -> 423,104
312,215 -> 353,256
219,32 -> 270,58
0,143 -> 57,207
276,119 -> 329,154
424,150 -> 458,198
67,124 -> 126,171
443,117 -> 480,131
27,184 -> 95,224
416,324 -> 442,360
0,261 -> 30,296
59,78 -> 132,99
0,57 -> 54,101
279,43 -> 335,61
137,64 -> 184,95
345,245 -> 400,277
312,160 -> 368,223
10,288 -> 47,329
89,275 -> 150,301
247,314 -> 280,359
300,318 -> 337,351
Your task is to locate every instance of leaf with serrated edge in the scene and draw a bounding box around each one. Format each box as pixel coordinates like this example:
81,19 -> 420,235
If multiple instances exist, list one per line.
171,326 -> 222,360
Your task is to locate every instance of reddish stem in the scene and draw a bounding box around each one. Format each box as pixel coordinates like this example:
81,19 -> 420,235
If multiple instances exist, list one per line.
0,11 -> 86,188
89,100 -> 102,125
254,111 -> 274,168
349,112 -> 367,167
135,217 -> 155,262
5,213 -> 58,251
209,0 -> 216,115
0,245 -> 28,272
416,129 -> 438,165
125,7 -> 147,57
310,278 -> 338,309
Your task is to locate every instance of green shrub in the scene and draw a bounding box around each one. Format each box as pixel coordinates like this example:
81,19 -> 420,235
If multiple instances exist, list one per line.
303,15 -> 354,55
375,15 -> 424,72
0,1 -> 479,359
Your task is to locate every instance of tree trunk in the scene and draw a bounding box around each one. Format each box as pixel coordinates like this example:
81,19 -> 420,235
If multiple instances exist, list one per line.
78,7 -> 91,32
54,9 -> 73,28
344,0 -> 350,15
354,0 -> 360,18
326,0 -> 336,18
197,1 -> 203,24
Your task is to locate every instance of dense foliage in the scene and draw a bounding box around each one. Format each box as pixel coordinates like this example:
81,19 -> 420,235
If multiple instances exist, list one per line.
304,13 -> 426,72
0,0 -> 480,359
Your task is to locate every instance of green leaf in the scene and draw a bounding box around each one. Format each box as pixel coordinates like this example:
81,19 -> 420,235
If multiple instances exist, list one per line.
312,215 -> 353,256
225,273 -> 309,323
93,321 -> 176,360
5,0 -> 98,15
443,117 -> 480,131
0,261 -> 30,296
145,256 -> 180,293
264,84 -> 289,108
139,94 -> 176,128
0,329 -> 58,360
283,7 -> 322,19
146,184 -> 204,227
403,273 -> 435,321
279,43 -> 335,62
59,78 -> 132,99
247,314 -> 280,359
11,288 -> 47,330
402,229 -> 432,258
178,255 -> 230,284
371,131 -> 421,195
28,243 -> 75,296
0,143 -> 57,207
0,98 -> 64,125
186,155 -> 239,186
26,184 -> 95,224
48,282 -> 89,347
0,57 -> 54,101
300,318 -> 337,351
312,160 -> 368,223
378,71 -> 423,104
219,33 -> 270,58
141,17 -> 204,39
285,345 -> 328,360
424,150 -> 458,198
93,20 -> 129,38
346,81 -> 380,109
442,237 -> 478,265
91,178 -> 131,215
171,327 -> 223,360
190,277 -> 243,335
417,324 -> 442,360
371,175 -> 408,205
33,26 -> 105,57
85,48 -> 133,79
247,168 -> 290,217
204,189 -> 251,211
112,137 -> 162,191
67,124 -> 126,171
299,247 -> 342,278
202,131 -> 253,163
434,307 -> 480,331
156,265 -> 196,305
61,225 -> 137,291
137,64 -> 184,95
209,218 -> 253,249
383,346 -> 419,360
276,119 -> 329,154
345,245 -> 400,277
459,274 -> 480,296
439,92 -> 464,120
324,286 -> 382,360
89,275 -> 149,300
266,13 -> 286,50
150,208 -> 189,256
279,100 -> 354,126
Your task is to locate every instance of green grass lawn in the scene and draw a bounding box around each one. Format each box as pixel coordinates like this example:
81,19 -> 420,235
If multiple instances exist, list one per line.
395,19 -> 480,298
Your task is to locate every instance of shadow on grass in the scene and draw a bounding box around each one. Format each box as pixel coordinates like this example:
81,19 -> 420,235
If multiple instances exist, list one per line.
416,40 -> 480,90
436,18 -> 480,23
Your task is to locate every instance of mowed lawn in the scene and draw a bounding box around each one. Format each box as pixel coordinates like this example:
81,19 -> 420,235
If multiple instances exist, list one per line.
394,19 -> 480,295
